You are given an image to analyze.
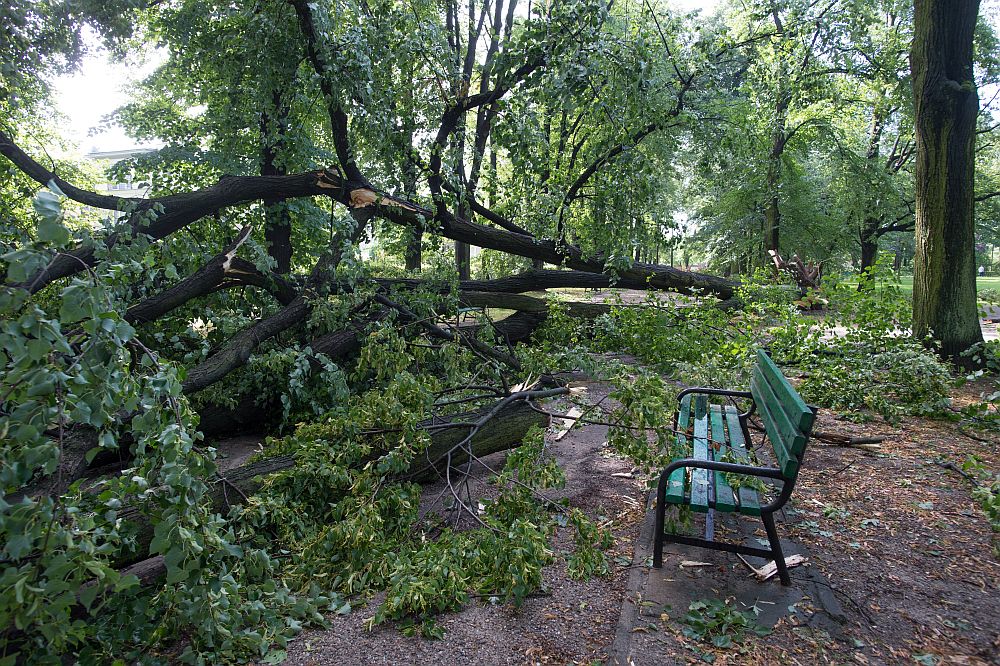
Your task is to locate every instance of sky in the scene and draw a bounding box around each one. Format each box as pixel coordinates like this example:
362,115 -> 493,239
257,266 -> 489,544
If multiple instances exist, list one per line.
51,28 -> 164,154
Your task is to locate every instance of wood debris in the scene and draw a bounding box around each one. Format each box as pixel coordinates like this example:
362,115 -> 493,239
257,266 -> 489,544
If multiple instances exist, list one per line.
553,406 -> 584,441
736,553 -> 807,581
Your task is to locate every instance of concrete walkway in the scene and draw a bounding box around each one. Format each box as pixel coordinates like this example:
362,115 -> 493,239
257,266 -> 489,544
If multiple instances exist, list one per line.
981,307 -> 999,341
609,500 -> 846,665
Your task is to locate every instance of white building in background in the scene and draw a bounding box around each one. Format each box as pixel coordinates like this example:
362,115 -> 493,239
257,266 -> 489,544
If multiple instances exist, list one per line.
85,147 -> 157,199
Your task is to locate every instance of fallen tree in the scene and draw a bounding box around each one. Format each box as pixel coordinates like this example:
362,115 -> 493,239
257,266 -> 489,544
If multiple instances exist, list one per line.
0,3 -> 750,659
114,396 -> 553,570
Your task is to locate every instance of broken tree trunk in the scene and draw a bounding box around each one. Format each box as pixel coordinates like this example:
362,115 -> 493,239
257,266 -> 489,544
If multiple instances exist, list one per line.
1,131 -> 739,301
769,249 -> 823,291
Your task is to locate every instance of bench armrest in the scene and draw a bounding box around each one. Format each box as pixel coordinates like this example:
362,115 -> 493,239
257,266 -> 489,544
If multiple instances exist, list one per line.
674,388 -> 756,431
657,458 -> 783,482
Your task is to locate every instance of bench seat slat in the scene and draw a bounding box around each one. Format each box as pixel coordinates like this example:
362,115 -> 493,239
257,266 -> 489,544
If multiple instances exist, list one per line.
709,405 -> 737,512
690,395 -> 711,512
664,394 -> 691,506
722,405 -> 762,516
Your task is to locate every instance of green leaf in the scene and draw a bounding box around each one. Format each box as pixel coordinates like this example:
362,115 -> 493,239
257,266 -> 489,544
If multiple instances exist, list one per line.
261,649 -> 287,665
115,574 -> 140,592
5,534 -> 33,559
33,190 -> 62,224
78,583 -> 100,610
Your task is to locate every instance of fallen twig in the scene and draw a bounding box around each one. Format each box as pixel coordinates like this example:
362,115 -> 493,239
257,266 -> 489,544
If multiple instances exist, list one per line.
811,430 -> 882,454
933,460 -> 980,487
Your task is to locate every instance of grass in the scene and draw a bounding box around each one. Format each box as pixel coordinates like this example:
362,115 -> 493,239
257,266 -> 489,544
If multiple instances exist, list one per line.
889,275 -> 1000,295
841,275 -> 1000,299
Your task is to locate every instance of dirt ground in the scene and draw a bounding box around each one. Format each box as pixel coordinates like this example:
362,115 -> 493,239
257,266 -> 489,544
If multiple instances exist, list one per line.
257,373 -> 999,666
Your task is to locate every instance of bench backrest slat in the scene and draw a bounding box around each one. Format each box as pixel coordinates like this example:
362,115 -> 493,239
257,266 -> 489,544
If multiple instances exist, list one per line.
751,368 -> 807,455
750,350 -> 815,479
756,349 -> 815,431
751,383 -> 800,478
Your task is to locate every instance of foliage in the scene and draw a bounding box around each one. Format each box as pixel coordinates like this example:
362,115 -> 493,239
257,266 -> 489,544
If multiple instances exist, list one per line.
962,456 -> 1000,536
679,598 -> 771,649
772,261 -> 953,420
1,189 -> 330,664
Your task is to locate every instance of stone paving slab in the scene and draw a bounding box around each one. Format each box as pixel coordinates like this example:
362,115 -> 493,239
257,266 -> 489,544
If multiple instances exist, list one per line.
609,498 -> 845,665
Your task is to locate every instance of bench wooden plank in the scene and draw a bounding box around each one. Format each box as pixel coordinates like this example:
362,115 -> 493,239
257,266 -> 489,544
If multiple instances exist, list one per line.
664,394 -> 692,506
756,349 -> 815,431
723,406 -> 761,516
709,405 -> 737,512
750,375 -> 799,478
690,395 -> 711,512
752,367 -> 807,455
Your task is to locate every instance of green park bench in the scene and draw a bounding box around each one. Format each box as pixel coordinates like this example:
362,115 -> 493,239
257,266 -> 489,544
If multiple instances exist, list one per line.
652,349 -> 817,586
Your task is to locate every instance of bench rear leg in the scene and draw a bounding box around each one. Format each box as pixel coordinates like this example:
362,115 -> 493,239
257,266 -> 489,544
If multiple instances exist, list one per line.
653,498 -> 665,568
762,511 -> 791,586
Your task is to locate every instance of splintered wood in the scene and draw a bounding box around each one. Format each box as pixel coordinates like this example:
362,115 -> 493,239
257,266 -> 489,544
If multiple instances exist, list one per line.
554,406 -> 584,441
737,553 -> 808,581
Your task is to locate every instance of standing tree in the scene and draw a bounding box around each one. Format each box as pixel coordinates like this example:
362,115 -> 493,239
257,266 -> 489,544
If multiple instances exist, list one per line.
910,0 -> 984,362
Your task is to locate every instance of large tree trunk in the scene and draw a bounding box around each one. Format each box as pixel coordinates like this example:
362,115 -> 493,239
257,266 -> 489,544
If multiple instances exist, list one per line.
858,110 -> 887,281
858,223 -> 880,278
763,147 -> 783,256
910,0 -> 983,363
404,224 -> 422,272
455,238 -> 472,280
261,91 -> 294,274
763,4 -> 790,260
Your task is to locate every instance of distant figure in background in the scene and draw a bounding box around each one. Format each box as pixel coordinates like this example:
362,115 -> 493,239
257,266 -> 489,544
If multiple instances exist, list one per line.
979,265 -> 986,277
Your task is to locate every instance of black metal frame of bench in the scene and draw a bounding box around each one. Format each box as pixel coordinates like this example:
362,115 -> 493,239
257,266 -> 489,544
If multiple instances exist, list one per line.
652,352 -> 816,586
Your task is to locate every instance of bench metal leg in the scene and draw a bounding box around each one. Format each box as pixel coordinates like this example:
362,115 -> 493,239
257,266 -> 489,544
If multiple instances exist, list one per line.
761,511 -> 790,586
653,483 -> 667,569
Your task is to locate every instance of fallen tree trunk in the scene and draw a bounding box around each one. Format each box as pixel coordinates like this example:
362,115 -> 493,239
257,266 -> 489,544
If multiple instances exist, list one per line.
457,291 -> 614,318
127,257 -> 296,325
2,131 -> 738,301
194,293 -> 612,436
115,398 -> 550,568
376,268 -> 695,294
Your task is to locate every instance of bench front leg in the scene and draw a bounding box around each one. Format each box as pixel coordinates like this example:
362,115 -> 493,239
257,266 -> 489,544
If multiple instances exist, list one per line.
652,459 -> 783,568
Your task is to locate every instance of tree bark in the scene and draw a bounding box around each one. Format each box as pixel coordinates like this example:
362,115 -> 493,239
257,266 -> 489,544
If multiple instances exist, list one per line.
126,255 -> 296,325
261,90 -> 294,274
910,0 -> 984,363
858,109 -> 887,280
858,230 -> 879,278
763,101 -> 788,258
455,239 -> 472,280
403,165 -> 422,272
